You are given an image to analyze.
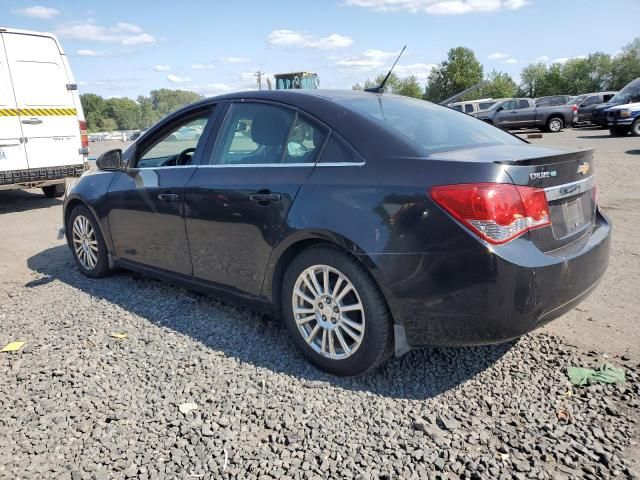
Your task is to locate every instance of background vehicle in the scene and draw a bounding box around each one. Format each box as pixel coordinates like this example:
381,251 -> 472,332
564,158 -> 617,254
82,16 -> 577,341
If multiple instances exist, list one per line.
274,72 -> 319,90
63,90 -> 610,376
568,91 -> 617,124
535,95 -> 571,107
607,102 -> 640,136
0,27 -> 87,197
476,97 -> 574,132
448,98 -> 499,115
592,78 -> 640,126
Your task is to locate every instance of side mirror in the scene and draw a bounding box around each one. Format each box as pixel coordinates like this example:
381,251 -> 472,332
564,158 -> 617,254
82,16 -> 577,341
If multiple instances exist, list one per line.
236,121 -> 248,132
96,149 -> 123,171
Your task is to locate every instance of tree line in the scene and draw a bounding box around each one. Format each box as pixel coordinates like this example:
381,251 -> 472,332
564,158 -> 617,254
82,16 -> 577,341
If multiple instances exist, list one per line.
80,89 -> 203,132
353,37 -> 640,104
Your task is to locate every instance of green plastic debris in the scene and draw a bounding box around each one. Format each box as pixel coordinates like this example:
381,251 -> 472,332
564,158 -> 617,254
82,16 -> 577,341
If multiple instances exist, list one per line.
567,363 -> 626,386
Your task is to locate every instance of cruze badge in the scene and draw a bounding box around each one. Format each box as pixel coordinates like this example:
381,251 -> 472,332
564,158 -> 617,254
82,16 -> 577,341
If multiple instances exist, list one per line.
529,170 -> 557,180
577,162 -> 590,175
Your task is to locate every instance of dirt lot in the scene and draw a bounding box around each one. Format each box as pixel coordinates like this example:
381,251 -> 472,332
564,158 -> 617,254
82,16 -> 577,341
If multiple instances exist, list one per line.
1,127 -> 639,479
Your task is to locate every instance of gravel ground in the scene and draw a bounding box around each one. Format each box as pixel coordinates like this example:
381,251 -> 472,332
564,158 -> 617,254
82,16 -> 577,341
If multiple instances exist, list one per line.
1,128 -> 639,479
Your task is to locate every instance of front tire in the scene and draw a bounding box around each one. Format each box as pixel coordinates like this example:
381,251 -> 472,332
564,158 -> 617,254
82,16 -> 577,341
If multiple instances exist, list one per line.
610,126 -> 629,137
67,205 -> 111,278
631,119 -> 640,137
42,184 -> 65,198
546,117 -> 564,133
282,246 -> 393,376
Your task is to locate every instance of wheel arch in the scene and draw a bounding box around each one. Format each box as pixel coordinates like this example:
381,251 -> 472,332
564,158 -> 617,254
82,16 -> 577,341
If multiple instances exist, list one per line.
64,195 -> 113,254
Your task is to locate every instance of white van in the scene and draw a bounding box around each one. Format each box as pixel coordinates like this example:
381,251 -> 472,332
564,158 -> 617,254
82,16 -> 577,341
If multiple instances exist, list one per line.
0,27 -> 87,198
448,98 -> 500,115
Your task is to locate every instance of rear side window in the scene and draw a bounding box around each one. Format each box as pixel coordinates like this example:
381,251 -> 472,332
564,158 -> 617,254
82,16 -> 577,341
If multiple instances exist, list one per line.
341,95 -> 523,154
318,133 -> 362,164
518,100 -> 530,109
603,94 -> 614,102
536,98 -> 550,107
464,104 -> 474,113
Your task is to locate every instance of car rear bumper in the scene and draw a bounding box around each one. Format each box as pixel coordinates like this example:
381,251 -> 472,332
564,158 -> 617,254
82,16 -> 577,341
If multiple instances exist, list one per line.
0,163 -> 87,187
365,210 -> 611,349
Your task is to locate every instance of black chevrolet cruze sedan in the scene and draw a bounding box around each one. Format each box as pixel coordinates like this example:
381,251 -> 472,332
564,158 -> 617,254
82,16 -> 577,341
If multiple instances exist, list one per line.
64,90 -> 611,376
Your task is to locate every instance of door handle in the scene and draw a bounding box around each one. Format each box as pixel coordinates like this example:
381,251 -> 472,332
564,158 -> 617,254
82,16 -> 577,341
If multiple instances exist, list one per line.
21,118 -> 43,125
249,192 -> 281,204
157,193 -> 180,203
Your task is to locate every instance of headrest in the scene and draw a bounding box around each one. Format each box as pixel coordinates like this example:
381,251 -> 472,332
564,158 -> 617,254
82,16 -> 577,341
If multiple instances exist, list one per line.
251,111 -> 290,146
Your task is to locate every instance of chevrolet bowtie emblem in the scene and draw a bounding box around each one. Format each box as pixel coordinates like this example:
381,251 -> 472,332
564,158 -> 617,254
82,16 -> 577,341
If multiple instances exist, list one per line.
577,162 -> 590,175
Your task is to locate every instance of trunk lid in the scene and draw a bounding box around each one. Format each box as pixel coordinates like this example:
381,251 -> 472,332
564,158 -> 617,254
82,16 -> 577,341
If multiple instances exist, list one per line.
430,144 -> 597,252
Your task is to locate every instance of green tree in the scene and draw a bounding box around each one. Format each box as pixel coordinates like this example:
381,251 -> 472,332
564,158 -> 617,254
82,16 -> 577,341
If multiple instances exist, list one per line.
518,63 -> 548,97
98,117 -> 117,132
149,89 -> 203,118
424,47 -> 483,103
396,75 -> 423,99
610,37 -> 640,90
80,93 -> 106,131
475,70 -> 517,99
104,97 -> 140,130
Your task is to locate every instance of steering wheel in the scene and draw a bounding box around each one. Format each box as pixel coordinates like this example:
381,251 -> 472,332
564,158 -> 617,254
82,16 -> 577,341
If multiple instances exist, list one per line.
175,147 -> 196,166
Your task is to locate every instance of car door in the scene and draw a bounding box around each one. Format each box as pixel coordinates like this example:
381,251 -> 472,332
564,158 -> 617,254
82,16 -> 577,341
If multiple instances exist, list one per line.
494,100 -> 518,127
578,95 -> 600,122
2,32 -> 82,169
185,101 -> 327,296
516,99 -> 536,125
0,33 -> 29,174
106,108 -> 216,275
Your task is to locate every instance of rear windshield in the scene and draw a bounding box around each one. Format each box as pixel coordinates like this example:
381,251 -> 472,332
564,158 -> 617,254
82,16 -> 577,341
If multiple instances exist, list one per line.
341,94 -> 523,154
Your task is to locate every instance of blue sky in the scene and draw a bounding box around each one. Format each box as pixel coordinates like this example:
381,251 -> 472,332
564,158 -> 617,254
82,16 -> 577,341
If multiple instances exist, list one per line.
3,0 -> 639,98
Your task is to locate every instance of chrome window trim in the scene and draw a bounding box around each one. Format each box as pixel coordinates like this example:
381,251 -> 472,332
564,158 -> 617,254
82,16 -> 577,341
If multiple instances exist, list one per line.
127,165 -> 195,171
544,175 -> 596,201
196,161 -> 365,168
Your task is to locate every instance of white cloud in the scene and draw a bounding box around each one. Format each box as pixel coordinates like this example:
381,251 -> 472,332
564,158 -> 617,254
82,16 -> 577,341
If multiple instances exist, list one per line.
191,64 -> 216,70
334,49 -> 399,71
167,74 -> 191,83
393,63 -> 437,83
188,83 -> 234,96
221,57 -> 251,64
503,57 -> 519,64
552,54 -> 586,64
488,52 -> 510,60
267,29 -> 353,49
533,55 -> 549,63
344,0 -> 530,15
12,5 -> 60,19
154,65 -> 171,71
54,22 -> 156,46
77,49 -> 110,57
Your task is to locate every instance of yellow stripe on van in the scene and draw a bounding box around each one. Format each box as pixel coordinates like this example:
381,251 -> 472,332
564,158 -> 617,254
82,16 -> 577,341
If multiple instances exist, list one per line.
0,108 -> 77,117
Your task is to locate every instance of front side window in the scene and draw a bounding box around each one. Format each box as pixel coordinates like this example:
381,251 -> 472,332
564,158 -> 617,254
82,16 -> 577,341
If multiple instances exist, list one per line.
583,95 -> 599,106
501,100 -> 517,110
536,98 -> 550,107
136,115 -> 210,168
212,103 -> 325,165
450,105 -> 463,112
478,101 -> 496,110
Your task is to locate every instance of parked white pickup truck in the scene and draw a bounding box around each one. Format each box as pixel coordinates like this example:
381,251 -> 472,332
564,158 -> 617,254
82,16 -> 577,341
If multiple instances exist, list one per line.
0,27 -> 88,198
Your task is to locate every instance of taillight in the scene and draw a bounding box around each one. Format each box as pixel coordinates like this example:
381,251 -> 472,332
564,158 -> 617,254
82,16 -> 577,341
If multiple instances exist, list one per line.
572,105 -> 578,113
79,120 -> 89,152
430,183 -> 551,245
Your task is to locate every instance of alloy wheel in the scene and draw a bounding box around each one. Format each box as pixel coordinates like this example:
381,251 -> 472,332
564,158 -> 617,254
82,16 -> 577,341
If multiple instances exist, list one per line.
549,119 -> 562,132
72,215 -> 99,270
292,264 -> 365,360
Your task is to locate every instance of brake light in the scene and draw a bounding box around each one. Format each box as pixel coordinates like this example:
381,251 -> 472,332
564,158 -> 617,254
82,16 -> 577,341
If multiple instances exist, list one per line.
572,105 -> 578,114
79,120 -> 89,152
430,183 -> 551,245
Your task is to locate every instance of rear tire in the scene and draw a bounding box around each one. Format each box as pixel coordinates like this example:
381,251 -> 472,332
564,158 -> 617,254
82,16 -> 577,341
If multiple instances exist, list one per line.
42,184 -> 65,198
67,205 -> 111,278
631,119 -> 640,137
610,126 -> 629,137
546,117 -> 564,133
282,246 -> 393,376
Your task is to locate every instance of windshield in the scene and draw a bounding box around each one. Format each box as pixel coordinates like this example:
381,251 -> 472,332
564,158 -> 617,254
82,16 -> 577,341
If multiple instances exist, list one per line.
609,85 -> 640,103
341,94 -> 523,154
568,95 -> 587,106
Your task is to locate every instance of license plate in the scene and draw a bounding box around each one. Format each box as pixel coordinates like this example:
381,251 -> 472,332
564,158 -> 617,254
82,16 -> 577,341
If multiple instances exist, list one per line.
562,198 -> 585,232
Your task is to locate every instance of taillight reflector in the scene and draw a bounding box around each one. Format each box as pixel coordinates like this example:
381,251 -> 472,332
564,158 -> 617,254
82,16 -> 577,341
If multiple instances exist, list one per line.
79,120 -> 89,151
430,183 -> 551,245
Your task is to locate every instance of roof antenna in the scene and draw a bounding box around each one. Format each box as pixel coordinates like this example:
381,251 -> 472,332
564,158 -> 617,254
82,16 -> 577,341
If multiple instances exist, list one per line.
365,45 -> 406,94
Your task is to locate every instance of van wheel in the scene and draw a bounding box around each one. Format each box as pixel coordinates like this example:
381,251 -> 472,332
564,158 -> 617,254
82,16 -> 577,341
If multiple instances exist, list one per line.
67,205 -> 111,278
546,117 -> 563,133
42,184 -> 65,198
282,246 -> 393,376
631,119 -> 640,137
